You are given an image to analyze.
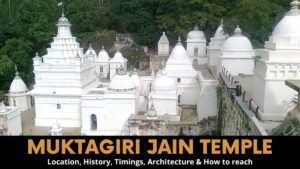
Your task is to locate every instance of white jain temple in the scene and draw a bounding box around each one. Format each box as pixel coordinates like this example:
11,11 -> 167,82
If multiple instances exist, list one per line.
2,0 -> 300,135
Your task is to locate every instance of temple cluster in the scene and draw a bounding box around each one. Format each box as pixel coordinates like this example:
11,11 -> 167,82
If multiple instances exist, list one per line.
1,0 -> 300,136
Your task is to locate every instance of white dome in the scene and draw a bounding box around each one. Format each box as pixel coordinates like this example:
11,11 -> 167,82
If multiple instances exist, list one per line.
10,72 -> 28,93
222,26 -> 253,51
110,50 -> 126,62
272,1 -> 300,37
98,46 -> 110,61
187,25 -> 206,42
57,12 -> 71,26
273,16 -> 300,37
85,44 -> 97,56
152,72 -> 177,91
109,72 -> 136,92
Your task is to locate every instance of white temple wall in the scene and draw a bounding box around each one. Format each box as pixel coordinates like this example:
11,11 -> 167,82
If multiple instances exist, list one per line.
34,96 -> 81,127
197,80 -> 218,120
6,109 -> 22,135
220,58 -> 254,76
187,42 -> 206,58
138,95 -> 147,113
81,97 -> 135,135
253,78 -> 296,121
152,95 -> 177,116
9,94 -> 31,111
140,76 -> 153,96
252,49 -> 300,121
207,48 -> 221,67
177,86 -> 198,105
171,77 -> 198,105
158,43 -> 169,57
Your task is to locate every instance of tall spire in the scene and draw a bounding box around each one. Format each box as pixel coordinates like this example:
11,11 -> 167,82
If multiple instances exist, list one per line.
194,24 -> 199,30
288,0 -> 300,16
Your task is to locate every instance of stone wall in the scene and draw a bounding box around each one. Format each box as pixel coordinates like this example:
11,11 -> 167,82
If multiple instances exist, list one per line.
218,69 -> 267,136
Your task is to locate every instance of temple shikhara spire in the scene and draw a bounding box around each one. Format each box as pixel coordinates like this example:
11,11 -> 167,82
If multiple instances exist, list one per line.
287,0 -> 300,15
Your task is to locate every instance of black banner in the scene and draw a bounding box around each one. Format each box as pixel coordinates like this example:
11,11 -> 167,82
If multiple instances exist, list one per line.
0,136 -> 298,168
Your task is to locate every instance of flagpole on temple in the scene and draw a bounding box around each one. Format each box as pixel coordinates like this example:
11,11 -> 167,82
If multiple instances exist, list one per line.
57,1 -> 64,15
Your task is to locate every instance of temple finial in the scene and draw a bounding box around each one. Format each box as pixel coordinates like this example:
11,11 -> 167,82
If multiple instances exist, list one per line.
35,52 -> 40,58
288,0 -> 300,15
234,25 -> 242,36
291,0 -> 300,9
14,65 -> 19,76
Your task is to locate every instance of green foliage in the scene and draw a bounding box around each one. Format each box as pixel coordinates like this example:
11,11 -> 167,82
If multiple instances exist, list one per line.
0,55 -> 15,91
0,90 -> 5,101
216,85 -> 223,98
0,38 -> 33,83
120,47 -> 146,69
224,0 -> 284,47
0,0 -> 289,95
86,30 -> 116,52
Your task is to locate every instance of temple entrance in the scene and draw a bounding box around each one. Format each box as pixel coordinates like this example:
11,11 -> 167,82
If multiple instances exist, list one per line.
90,114 -> 97,130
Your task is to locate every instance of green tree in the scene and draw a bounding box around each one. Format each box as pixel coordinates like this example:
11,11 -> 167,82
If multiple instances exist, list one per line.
120,47 -> 146,69
0,38 -> 33,83
13,0 -> 57,53
224,0 -> 284,47
0,55 -> 15,93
